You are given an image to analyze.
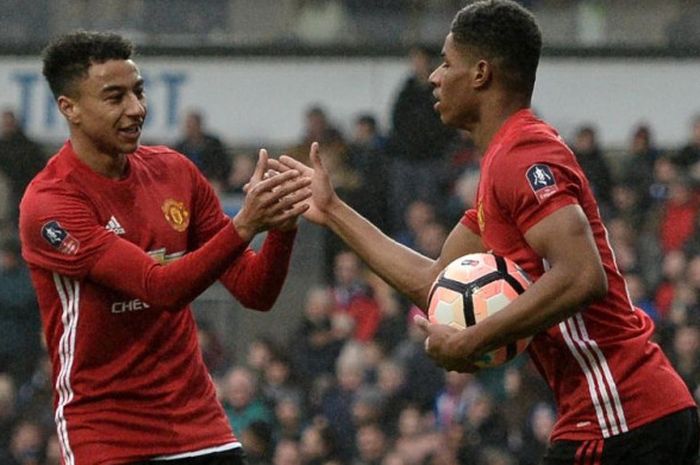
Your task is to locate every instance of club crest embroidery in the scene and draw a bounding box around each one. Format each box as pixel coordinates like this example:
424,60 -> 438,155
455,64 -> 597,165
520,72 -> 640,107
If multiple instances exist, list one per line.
161,199 -> 190,232
41,221 -> 80,255
477,202 -> 485,232
526,164 -> 558,203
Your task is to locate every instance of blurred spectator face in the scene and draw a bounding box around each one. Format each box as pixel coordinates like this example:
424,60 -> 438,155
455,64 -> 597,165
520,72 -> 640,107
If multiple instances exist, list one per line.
444,371 -> 472,394
611,185 -> 639,212
1,110 -> 19,138
353,118 -> 376,145
687,255 -> 700,290
183,112 -> 204,139
305,107 -> 328,142
667,178 -> 693,205
223,368 -> 256,409
410,47 -> 433,81
573,127 -> 596,154
10,421 -> 43,463
692,117 -> 700,146
305,287 -> 334,322
337,361 -> 363,392
247,339 -> 274,372
265,358 -> 291,386
467,393 -> 494,427
44,434 -> 62,465
356,424 -> 387,462
416,222 -> 447,259
405,200 -> 435,233
273,439 -> 302,465
377,361 -> 405,394
333,251 -> 361,286
398,405 -> 422,437
631,125 -> 651,154
653,157 -> 678,184
0,373 -> 16,418
275,397 -> 301,429
624,273 -> 647,303
228,153 -> 256,190
673,325 -> 700,360
662,250 -> 687,282
530,403 -> 556,443
382,452 -> 407,465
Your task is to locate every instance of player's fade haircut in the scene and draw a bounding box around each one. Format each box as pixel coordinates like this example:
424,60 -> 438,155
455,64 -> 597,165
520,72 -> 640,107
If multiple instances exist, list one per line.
451,0 -> 542,96
42,30 -> 134,100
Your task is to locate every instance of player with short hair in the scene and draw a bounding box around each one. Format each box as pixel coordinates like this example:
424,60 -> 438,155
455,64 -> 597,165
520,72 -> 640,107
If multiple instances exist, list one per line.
275,1 -> 699,464
19,31 -> 311,465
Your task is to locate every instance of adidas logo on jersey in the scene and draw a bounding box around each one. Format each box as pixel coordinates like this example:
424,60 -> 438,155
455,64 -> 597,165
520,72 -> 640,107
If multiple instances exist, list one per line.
105,216 -> 126,235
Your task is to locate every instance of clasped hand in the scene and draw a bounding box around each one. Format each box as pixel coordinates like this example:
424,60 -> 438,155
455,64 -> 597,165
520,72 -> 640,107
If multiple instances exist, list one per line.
233,148 -> 312,241
414,315 -> 480,373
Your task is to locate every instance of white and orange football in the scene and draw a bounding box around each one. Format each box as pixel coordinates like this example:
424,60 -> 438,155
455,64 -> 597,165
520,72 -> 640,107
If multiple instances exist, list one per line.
427,253 -> 532,368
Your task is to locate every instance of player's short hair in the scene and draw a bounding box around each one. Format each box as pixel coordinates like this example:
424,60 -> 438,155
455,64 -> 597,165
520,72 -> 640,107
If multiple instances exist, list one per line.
42,31 -> 134,100
451,0 -> 542,96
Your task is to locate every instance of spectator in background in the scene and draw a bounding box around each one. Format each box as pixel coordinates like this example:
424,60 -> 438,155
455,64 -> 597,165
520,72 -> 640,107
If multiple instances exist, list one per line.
299,419 -> 340,465
289,287 -> 345,384
0,236 -> 41,384
228,152 -> 258,195
655,175 -> 698,254
273,438 -> 304,465
345,114 -> 390,232
619,124 -> 658,208
222,366 -> 274,437
570,125 -> 614,214
0,372 -> 17,450
668,325 -> 700,401
675,115 -> 700,177
175,109 -> 231,192
624,272 -> 661,322
0,109 -> 46,225
353,422 -> 389,465
518,402 -> 556,465
241,420 -> 275,465
394,200 -> 437,249
331,251 -> 381,343
3,419 -> 45,465
386,45 -> 457,233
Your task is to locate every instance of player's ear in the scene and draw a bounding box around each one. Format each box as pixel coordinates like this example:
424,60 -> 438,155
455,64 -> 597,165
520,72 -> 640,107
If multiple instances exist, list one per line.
57,95 -> 80,124
473,59 -> 492,90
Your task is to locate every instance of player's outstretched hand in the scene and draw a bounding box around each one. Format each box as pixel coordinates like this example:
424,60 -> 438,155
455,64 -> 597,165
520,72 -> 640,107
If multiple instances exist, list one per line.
268,142 -> 338,226
233,148 -> 311,241
413,315 -> 480,373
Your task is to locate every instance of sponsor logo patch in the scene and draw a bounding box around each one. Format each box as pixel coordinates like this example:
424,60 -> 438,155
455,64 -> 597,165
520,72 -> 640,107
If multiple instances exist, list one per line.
162,199 -> 190,232
526,164 -> 558,203
105,215 -> 125,235
41,221 -> 80,255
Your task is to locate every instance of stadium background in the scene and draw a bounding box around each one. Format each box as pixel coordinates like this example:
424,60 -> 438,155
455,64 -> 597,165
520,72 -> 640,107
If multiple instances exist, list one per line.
0,1 -> 700,464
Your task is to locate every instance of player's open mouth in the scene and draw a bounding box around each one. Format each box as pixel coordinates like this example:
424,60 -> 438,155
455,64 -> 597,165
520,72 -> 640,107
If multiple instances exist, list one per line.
119,125 -> 141,139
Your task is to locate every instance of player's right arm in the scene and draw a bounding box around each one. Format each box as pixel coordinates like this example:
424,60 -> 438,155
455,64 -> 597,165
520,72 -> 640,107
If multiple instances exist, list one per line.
273,143 -> 485,309
20,169 -> 309,311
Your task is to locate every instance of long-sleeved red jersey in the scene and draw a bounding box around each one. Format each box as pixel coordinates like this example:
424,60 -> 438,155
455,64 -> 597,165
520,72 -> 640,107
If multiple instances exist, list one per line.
19,142 -> 296,464
461,109 -> 695,442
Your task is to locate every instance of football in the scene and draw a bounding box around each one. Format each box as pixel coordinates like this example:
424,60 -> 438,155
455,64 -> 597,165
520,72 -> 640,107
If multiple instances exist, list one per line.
427,253 -> 532,368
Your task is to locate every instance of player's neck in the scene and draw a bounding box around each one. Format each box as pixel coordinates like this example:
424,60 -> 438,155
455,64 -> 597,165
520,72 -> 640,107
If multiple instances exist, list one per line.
70,137 -> 128,179
471,95 -> 530,152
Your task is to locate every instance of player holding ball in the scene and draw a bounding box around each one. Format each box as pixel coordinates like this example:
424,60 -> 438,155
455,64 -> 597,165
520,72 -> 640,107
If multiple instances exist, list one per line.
275,1 -> 699,464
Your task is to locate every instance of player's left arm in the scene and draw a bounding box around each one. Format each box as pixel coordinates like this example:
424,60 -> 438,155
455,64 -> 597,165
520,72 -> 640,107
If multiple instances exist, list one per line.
187,150 -> 301,311
422,204 -> 607,368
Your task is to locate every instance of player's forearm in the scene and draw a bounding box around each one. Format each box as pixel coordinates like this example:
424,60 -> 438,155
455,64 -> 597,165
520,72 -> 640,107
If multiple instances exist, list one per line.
90,221 -> 249,310
459,261 -> 605,357
219,228 -> 297,311
326,199 -> 438,307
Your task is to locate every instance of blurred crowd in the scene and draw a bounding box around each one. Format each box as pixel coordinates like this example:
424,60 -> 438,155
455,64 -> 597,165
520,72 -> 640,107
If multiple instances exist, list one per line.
3,0 -> 699,49
1,45 -> 700,465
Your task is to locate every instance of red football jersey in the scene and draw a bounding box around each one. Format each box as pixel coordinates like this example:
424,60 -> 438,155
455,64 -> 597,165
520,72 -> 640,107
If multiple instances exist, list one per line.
19,142 -> 296,464
461,109 -> 695,441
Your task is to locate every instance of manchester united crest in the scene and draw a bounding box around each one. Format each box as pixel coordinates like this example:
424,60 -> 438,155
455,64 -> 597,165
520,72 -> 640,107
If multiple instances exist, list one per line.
162,199 -> 190,232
